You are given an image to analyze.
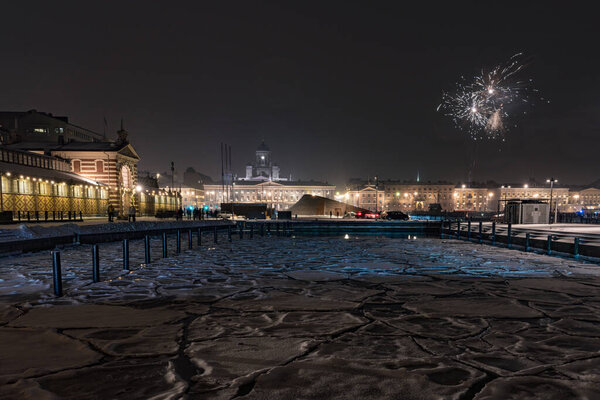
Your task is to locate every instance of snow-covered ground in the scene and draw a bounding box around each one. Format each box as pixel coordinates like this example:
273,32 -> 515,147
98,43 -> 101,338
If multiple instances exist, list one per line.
1,235 -> 600,399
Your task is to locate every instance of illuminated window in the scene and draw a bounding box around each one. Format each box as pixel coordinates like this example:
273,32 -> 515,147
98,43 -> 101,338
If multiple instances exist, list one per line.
56,184 -> 67,196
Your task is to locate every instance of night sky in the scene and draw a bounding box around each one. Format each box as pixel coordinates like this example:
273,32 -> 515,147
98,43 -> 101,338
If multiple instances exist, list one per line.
1,2 -> 598,186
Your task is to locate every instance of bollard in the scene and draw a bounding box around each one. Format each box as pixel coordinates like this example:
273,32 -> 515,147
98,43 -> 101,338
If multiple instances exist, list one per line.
228,225 -> 232,242
547,234 -> 552,255
18,210 -> 21,221
177,230 -> 181,253
467,218 -> 471,242
491,221 -> 496,245
456,220 -> 461,239
197,228 -> 202,246
123,239 -> 129,270
478,221 -> 483,244
525,233 -> 530,252
145,235 -> 151,264
53,211 -> 56,221
52,251 -> 63,297
162,232 -> 168,258
35,211 -> 39,221
45,211 -> 48,221
214,226 -> 218,244
27,211 -> 31,222
250,224 -> 254,239
68,211 -> 71,220
574,237 -> 580,259
92,244 -> 100,283
60,211 -> 63,220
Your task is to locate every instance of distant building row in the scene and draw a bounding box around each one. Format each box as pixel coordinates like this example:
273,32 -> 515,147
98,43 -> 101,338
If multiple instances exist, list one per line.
342,180 -> 600,214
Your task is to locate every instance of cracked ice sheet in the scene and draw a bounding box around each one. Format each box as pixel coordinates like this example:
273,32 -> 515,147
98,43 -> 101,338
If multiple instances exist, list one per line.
2,235 -> 600,399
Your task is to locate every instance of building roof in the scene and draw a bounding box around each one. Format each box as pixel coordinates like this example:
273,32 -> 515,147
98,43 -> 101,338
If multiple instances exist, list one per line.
206,179 -> 334,187
0,161 -> 104,186
257,140 -> 270,152
6,141 -> 140,160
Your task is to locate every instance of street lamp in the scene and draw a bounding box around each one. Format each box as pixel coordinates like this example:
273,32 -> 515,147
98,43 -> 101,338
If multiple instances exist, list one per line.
546,178 -> 557,224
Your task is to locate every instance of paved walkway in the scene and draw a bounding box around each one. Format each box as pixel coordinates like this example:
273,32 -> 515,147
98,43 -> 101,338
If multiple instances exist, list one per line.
1,236 -> 600,399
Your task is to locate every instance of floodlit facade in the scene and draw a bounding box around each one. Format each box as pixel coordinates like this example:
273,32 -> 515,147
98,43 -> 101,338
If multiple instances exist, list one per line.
1,111 -> 181,217
1,147 -> 108,218
203,180 -> 335,211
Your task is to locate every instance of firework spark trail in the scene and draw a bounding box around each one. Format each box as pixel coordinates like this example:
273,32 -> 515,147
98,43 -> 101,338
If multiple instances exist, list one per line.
438,53 -> 547,141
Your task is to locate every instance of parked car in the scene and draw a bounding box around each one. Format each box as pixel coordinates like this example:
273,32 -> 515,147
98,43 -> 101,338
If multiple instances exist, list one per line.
356,211 -> 379,219
381,211 -> 409,220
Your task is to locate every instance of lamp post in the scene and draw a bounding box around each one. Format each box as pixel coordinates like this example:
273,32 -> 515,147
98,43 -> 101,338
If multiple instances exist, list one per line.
374,176 -> 378,214
547,178 -> 557,224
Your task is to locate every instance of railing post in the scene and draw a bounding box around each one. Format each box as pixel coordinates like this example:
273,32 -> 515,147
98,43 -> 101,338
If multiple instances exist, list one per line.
276,222 -> 280,237
267,223 -> 271,236
525,233 -> 530,252
197,228 -> 202,246
574,237 -> 580,259
491,221 -> 496,245
162,232 -> 168,258
478,221 -> 483,244
228,225 -> 232,242
467,218 -> 471,242
188,229 -> 193,250
176,230 -> 181,253
547,234 -> 552,255
261,223 -> 265,237
214,226 -> 218,244
53,211 -> 56,221
145,235 -> 151,264
507,223 -> 512,249
250,223 -> 254,239
456,220 -> 461,240
52,251 -> 63,297
123,239 -> 129,270
45,211 -> 48,221
239,222 -> 244,239
92,244 -> 100,283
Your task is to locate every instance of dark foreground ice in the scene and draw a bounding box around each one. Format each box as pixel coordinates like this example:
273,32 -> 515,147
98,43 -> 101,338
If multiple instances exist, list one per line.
1,235 -> 600,399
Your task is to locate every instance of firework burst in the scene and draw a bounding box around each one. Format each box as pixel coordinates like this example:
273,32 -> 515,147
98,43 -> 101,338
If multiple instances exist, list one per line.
438,53 -> 547,141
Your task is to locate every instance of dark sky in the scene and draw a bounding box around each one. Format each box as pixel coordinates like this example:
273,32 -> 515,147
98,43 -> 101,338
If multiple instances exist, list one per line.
1,2 -> 598,186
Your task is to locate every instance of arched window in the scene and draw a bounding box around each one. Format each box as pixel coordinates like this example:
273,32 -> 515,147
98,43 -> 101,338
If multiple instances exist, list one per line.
72,160 -> 81,173
96,160 -> 104,173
